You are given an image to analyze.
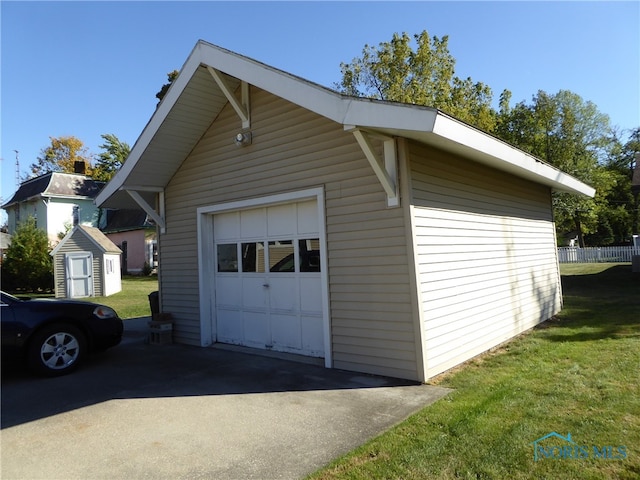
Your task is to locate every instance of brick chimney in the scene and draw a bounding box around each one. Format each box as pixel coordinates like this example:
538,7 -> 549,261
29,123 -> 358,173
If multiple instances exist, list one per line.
74,161 -> 86,174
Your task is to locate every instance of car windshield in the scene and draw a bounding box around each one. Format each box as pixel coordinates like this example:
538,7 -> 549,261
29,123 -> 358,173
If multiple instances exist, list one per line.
1,291 -> 20,304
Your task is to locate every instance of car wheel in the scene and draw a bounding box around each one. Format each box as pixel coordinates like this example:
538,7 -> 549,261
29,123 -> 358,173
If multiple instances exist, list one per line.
27,324 -> 86,376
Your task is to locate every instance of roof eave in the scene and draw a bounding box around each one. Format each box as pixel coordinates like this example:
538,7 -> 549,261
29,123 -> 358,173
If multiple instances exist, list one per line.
429,114 -> 595,197
95,40 -> 594,208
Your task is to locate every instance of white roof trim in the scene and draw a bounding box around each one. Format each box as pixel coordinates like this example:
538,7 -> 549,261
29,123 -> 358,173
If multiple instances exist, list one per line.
96,40 -> 594,207
430,114 -> 596,197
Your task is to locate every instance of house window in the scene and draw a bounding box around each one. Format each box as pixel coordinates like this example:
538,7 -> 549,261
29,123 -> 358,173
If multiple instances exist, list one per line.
72,205 -> 79,226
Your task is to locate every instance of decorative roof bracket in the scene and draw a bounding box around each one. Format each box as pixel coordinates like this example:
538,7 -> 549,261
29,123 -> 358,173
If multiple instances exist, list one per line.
207,66 -> 250,129
123,187 -> 166,234
349,128 -> 399,207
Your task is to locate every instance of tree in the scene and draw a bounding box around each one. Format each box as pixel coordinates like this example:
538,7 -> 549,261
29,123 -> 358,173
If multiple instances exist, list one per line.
92,134 -> 131,181
29,136 -> 92,178
609,127 -> 640,236
337,31 -> 497,131
1,216 -> 53,292
155,70 -> 179,105
496,90 -> 617,246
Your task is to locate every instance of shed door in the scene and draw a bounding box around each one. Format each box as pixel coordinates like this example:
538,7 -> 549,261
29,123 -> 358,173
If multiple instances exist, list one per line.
213,200 -> 324,357
66,252 -> 94,298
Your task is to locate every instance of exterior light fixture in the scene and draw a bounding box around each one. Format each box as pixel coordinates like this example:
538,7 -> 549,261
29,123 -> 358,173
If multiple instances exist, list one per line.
234,131 -> 252,147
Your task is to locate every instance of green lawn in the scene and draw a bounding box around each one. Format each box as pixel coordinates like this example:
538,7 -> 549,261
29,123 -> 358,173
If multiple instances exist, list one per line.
309,263 -> 639,480
93,275 -> 158,319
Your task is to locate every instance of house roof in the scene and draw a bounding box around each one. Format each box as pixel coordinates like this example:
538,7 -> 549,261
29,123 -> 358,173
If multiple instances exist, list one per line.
102,209 -> 154,233
96,40 -> 595,209
51,224 -> 122,256
2,172 -> 105,209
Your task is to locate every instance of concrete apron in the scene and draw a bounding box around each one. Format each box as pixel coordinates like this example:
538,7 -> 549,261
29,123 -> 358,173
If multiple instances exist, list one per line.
1,317 -> 451,480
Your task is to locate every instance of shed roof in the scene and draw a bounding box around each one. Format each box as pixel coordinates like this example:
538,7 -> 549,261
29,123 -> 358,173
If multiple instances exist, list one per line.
2,172 -> 105,208
96,40 -> 595,209
51,225 -> 122,256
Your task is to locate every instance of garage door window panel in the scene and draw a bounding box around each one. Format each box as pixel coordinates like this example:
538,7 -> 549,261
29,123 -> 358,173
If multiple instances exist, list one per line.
299,239 -> 321,272
217,244 -> 238,272
241,242 -> 265,273
269,241 -> 295,272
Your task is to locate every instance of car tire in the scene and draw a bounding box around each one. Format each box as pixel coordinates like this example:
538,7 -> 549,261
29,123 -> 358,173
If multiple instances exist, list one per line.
27,324 -> 86,376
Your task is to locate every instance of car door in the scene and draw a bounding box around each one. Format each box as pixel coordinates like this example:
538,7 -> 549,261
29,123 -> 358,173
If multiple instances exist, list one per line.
1,293 -> 22,353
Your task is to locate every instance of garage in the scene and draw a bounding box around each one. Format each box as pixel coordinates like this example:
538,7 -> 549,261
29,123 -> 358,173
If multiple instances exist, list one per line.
198,191 -> 330,362
96,41 -> 594,382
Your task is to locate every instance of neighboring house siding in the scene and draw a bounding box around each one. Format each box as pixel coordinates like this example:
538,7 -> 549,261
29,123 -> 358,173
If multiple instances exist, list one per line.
5,198 -> 100,244
46,201 -> 76,240
106,230 -> 147,272
161,87 -> 418,380
47,199 -> 100,239
409,142 -> 561,378
53,233 -> 102,297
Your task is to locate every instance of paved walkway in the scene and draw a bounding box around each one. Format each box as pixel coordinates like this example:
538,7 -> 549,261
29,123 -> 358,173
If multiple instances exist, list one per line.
1,317 -> 450,479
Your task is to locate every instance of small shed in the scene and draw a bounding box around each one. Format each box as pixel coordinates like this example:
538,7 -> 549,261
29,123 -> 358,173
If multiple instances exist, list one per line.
51,225 -> 122,298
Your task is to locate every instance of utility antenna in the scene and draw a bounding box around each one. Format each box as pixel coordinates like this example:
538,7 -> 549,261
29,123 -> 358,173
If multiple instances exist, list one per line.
13,150 -> 19,187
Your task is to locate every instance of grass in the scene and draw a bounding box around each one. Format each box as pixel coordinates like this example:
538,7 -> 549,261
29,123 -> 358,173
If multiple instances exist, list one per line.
309,263 -> 640,480
93,275 -> 158,319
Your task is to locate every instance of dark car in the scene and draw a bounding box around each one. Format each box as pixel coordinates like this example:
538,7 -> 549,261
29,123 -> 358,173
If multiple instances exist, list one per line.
1,291 -> 123,376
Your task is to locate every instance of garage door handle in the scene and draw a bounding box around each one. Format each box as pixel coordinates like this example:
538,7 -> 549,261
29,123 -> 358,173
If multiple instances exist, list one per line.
263,284 -> 270,288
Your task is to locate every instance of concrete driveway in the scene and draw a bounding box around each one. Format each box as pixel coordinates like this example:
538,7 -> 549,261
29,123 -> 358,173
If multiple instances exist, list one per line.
1,317 -> 450,480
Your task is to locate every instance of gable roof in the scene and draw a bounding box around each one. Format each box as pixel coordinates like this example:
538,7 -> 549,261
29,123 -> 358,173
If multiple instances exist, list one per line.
96,40 -> 595,209
2,172 -> 105,209
51,224 -> 122,256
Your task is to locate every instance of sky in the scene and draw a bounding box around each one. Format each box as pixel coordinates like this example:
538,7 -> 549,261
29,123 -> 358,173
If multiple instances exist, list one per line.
1,1 -> 639,220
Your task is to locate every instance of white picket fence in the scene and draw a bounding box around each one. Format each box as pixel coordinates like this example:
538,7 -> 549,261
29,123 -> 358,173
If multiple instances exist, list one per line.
558,246 -> 640,263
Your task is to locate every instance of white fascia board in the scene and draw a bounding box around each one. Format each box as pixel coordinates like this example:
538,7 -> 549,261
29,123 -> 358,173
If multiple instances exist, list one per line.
431,114 -> 596,197
199,42 -> 440,131
197,41 -> 350,124
343,100 -> 438,132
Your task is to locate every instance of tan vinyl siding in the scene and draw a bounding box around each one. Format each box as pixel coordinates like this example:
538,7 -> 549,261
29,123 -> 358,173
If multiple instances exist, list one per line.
161,87 -> 419,380
53,233 -> 102,298
409,142 -> 561,378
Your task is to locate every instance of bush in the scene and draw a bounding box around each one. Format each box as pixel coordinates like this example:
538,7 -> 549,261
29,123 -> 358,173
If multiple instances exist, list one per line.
141,261 -> 153,276
1,216 -> 53,292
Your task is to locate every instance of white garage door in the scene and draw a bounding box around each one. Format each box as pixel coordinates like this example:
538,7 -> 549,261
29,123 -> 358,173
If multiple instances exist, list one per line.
213,200 -> 324,357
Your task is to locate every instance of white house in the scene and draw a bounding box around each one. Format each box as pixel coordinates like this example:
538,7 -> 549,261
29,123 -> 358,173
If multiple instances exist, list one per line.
96,41 -> 594,381
2,172 -> 105,244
